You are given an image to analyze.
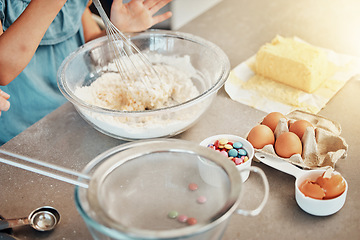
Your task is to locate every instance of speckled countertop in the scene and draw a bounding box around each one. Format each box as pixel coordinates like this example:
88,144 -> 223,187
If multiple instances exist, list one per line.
1,0 -> 360,239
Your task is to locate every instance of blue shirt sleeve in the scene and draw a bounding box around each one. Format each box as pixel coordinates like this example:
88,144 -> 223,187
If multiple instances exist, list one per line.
0,0 -> 4,26
0,0 -> 87,45
0,0 -> 87,144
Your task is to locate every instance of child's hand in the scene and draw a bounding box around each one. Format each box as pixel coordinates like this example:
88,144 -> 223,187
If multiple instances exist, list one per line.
110,0 -> 173,33
0,90 -> 10,116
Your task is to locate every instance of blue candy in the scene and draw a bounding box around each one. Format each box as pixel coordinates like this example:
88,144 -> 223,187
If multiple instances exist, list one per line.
228,149 -> 238,157
238,149 -> 247,156
233,142 -> 243,149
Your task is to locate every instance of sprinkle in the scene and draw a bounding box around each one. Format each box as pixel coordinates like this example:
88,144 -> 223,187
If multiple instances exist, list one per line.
177,215 -> 188,223
238,149 -> 247,156
214,140 -> 220,148
197,196 -> 207,204
224,144 -> 233,150
220,151 -> 228,157
234,158 -> 243,165
187,217 -> 197,225
206,137 -> 249,166
168,210 -> 178,219
188,183 -> 198,191
233,142 -> 243,149
228,149 -> 238,157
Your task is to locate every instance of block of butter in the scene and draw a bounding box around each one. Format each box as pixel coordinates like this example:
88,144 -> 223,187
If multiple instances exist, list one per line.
255,36 -> 329,93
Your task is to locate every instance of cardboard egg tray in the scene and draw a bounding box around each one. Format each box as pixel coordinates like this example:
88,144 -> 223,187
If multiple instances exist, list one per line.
253,110 -> 348,169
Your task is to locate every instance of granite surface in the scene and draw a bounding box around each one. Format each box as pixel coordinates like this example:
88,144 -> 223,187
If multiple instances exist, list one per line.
1,0 -> 359,239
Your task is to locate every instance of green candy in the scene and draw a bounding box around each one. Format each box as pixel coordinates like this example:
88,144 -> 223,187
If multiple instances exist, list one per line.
168,210 -> 179,219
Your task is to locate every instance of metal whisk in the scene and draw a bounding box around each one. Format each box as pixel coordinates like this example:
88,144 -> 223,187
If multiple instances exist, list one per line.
92,0 -> 161,103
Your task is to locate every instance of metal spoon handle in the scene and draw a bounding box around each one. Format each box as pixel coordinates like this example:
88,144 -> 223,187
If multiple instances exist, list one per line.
0,217 -> 29,231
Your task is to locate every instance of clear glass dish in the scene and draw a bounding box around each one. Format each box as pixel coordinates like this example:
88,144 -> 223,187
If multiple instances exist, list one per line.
57,30 -> 230,140
74,139 -> 268,240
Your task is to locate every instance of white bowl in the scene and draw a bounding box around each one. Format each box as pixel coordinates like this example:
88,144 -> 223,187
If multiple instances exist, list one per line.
200,134 -> 254,182
295,169 -> 348,216
255,152 -> 348,216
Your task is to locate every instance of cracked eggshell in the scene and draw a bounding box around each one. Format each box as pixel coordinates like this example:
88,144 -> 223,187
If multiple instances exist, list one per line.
251,110 -> 348,169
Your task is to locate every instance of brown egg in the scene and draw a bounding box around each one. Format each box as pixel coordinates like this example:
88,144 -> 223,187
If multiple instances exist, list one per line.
299,179 -> 325,200
289,119 -> 313,139
261,112 -> 287,132
316,173 -> 346,199
247,125 -> 275,149
274,132 -> 302,158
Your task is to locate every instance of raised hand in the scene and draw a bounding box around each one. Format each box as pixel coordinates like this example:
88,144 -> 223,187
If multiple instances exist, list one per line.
110,0 -> 173,33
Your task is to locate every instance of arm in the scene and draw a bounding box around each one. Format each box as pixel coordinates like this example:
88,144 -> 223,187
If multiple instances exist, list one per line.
0,0 -> 67,86
0,89 -> 10,116
81,6 -> 104,42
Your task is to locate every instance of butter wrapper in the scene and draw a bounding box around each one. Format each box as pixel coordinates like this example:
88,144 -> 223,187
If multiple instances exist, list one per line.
225,36 -> 360,115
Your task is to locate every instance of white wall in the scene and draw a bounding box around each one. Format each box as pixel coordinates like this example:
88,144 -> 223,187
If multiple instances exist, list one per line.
170,0 -> 222,30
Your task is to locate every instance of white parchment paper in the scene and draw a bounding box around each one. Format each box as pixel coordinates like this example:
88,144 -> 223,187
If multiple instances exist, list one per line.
225,38 -> 360,115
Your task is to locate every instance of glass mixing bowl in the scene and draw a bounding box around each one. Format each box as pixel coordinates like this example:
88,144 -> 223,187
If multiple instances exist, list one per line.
57,30 -> 230,140
74,139 -> 269,240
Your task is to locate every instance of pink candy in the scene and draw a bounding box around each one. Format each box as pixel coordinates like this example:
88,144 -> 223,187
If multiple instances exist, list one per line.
168,182 -> 208,226
177,215 -> 188,223
197,196 -> 207,204
188,183 -> 198,191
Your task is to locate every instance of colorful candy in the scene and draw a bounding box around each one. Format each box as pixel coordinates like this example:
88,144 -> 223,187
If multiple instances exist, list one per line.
168,182 -> 207,226
168,210 -> 179,219
197,196 -> 207,204
207,138 -> 249,165
177,215 -> 188,223
188,183 -> 198,191
187,217 -> 197,225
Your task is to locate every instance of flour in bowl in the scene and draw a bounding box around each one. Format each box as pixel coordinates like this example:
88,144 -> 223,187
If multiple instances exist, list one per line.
72,54 -> 209,140
74,55 -> 200,111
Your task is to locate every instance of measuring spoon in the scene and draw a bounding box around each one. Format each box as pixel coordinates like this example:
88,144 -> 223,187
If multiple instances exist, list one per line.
0,206 -> 60,232
255,152 -> 348,216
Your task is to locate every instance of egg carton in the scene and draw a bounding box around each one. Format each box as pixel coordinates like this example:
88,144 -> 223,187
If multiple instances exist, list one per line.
254,110 -> 348,169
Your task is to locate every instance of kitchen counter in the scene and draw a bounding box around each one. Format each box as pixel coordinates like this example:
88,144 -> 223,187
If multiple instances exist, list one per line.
1,0 -> 360,239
